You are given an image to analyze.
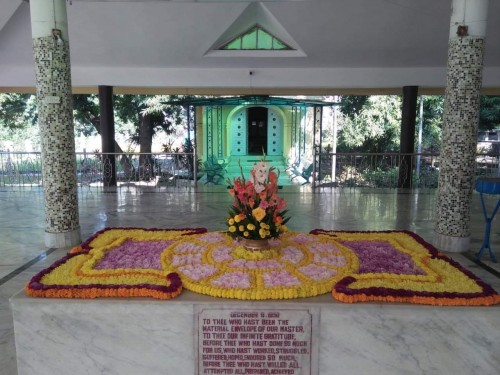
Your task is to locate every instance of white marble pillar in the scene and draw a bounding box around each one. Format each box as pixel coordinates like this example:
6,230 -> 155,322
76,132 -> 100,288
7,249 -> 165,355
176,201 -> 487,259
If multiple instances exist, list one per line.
30,0 -> 81,248
434,0 -> 489,252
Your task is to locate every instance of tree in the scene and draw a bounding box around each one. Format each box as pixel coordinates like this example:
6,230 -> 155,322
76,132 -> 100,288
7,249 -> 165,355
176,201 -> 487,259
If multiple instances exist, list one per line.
0,94 -> 36,129
72,94 -> 140,178
337,95 -> 402,153
0,94 -> 39,150
339,95 -> 368,117
114,95 -> 184,179
72,94 -> 99,137
420,96 -> 443,153
479,96 -> 500,130
0,93 -> 187,181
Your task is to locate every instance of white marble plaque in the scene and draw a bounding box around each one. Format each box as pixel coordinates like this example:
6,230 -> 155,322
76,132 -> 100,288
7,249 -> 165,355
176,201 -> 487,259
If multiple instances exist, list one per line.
195,307 -> 319,375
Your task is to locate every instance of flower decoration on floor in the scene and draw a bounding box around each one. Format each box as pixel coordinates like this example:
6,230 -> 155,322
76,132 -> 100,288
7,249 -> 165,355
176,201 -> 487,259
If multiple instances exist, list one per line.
25,228 -> 206,300
226,158 -> 289,240
311,229 -> 500,306
165,231 -> 349,299
25,228 -> 500,305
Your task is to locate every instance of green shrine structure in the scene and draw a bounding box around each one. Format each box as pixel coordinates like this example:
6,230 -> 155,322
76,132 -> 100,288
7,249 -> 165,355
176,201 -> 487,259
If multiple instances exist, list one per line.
167,95 -> 337,184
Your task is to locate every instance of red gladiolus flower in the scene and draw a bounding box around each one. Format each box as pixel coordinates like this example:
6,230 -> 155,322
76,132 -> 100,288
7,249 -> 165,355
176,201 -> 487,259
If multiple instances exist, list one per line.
269,170 -> 278,184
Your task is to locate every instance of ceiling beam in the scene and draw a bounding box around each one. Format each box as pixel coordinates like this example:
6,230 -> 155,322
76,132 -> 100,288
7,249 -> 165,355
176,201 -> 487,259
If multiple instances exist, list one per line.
2,86 -> 500,95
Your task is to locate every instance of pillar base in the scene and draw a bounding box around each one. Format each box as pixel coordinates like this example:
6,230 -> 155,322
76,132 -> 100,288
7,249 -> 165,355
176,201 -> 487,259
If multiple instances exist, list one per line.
45,227 -> 81,249
433,231 -> 470,253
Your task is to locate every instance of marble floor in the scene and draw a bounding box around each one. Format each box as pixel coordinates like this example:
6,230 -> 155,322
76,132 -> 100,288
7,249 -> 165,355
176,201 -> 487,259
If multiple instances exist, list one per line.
1,185 -> 499,375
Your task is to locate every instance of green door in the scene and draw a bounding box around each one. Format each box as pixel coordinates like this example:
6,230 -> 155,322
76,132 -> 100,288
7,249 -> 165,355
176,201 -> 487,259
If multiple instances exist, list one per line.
231,109 -> 247,155
267,109 -> 282,156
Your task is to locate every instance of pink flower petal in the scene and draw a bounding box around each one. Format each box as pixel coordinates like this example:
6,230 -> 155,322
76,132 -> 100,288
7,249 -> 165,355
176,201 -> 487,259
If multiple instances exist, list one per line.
263,270 -> 300,287
178,264 -> 218,280
171,253 -> 202,266
212,245 -> 234,262
299,264 -> 337,281
198,232 -> 225,244
280,246 -> 304,264
211,272 -> 251,288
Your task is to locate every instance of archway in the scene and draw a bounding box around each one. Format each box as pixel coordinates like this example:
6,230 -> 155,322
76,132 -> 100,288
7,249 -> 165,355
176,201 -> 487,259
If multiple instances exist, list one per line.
228,105 -> 285,157
247,107 -> 268,155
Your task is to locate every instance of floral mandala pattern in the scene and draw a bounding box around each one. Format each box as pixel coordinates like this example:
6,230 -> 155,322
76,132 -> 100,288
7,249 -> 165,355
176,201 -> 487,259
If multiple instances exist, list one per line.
25,228 -> 500,305
163,231 -> 349,299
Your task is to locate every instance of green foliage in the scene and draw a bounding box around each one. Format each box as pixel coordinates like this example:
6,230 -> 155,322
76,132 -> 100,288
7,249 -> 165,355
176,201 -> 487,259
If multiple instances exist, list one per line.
337,95 -> 445,154
339,95 -> 368,116
0,94 -> 37,129
0,94 -> 40,150
338,96 -> 402,153
0,93 -> 188,154
413,168 -> 439,188
360,167 -> 399,188
420,96 -> 443,153
479,96 -> 500,130
73,94 -> 100,136
115,95 -> 184,145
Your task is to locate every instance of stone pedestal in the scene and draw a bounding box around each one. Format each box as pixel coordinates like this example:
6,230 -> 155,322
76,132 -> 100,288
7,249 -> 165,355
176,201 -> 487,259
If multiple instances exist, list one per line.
11,291 -> 500,375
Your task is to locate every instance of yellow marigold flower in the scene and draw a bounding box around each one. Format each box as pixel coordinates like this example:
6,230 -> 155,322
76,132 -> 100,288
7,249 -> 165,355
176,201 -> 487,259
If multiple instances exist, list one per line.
259,228 -> 267,237
239,225 -> 245,232
247,223 -> 256,231
243,231 -> 249,237
260,232 -> 266,239
252,207 -> 266,222
234,215 -> 242,223
229,226 -> 237,233
228,218 -> 235,225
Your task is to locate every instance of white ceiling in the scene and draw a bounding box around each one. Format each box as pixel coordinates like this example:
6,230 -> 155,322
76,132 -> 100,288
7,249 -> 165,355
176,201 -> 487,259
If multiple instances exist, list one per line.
0,0 -> 499,93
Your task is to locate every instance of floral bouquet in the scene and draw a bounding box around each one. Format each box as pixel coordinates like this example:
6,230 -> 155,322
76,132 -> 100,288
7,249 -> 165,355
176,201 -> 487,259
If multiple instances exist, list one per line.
226,159 -> 290,241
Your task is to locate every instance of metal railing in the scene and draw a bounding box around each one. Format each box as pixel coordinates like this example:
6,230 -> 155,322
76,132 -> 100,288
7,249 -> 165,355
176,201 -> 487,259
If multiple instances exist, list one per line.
0,150 -> 199,190
0,151 -> 43,187
77,151 -> 198,189
312,152 -> 499,188
1,150 -> 498,190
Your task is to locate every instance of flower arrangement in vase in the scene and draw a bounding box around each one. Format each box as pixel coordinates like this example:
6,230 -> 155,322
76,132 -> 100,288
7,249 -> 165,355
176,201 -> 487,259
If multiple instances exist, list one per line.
226,157 -> 290,249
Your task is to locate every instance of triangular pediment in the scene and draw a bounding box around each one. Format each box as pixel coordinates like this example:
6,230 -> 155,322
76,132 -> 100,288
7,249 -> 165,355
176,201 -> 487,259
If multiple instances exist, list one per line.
220,25 -> 292,51
205,3 -> 305,57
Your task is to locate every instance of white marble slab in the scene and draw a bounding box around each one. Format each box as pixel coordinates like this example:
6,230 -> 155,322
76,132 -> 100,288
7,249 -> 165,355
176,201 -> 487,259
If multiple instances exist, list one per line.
10,292 -> 500,375
319,304 -> 500,375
